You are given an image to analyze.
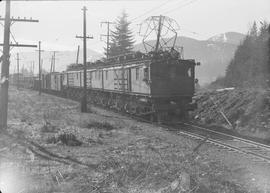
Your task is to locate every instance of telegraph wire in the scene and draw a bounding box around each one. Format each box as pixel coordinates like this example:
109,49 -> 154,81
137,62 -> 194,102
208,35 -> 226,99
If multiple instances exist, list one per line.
149,0 -> 192,16
162,0 -> 199,15
130,0 -> 196,23
130,0 -> 174,22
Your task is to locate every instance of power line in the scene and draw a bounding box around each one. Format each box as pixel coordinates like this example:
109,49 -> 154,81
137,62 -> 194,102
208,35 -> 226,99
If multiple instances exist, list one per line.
148,0 -> 191,16
162,0 -> 199,15
130,0 -> 173,22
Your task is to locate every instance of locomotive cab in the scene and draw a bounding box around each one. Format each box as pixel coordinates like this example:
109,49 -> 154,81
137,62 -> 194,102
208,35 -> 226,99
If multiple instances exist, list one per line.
149,57 -> 197,121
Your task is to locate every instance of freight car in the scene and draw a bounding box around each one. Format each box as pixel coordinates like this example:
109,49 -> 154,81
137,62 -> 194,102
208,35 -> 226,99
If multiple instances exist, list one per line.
10,73 -> 36,89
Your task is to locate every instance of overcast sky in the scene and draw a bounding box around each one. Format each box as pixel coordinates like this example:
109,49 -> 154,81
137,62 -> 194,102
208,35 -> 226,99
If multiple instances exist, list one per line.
0,0 -> 270,54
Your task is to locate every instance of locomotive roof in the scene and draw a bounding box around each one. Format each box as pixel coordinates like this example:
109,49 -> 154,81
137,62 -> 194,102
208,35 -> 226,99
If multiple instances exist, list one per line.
65,60 -> 151,73
66,49 -> 197,73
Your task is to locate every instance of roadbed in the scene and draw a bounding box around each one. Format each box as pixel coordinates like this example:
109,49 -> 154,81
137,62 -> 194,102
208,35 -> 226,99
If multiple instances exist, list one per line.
0,88 -> 270,193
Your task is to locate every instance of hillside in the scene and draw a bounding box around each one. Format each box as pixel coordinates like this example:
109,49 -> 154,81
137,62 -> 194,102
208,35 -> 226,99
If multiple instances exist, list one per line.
134,32 -> 245,85
213,22 -> 270,88
192,88 -> 270,141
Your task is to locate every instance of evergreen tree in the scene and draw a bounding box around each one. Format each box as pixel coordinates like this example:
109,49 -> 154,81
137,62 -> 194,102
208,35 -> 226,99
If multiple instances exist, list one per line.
223,21 -> 270,88
268,24 -> 270,86
249,21 -> 258,37
108,11 -> 134,57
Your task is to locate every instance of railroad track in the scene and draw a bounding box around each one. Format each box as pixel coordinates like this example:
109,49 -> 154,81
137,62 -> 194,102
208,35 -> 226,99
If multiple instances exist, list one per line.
125,112 -> 270,164
172,122 -> 270,164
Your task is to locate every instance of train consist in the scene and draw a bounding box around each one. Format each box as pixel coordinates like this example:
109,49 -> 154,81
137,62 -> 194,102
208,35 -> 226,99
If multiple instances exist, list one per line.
10,16 -> 199,122
11,50 -> 198,121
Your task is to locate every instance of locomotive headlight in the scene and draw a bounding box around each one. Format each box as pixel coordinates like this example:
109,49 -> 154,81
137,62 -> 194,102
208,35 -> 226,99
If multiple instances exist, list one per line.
170,101 -> 176,105
139,98 -> 148,103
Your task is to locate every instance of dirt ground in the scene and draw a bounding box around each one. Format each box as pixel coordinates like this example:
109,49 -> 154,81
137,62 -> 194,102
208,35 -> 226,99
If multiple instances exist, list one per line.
1,87 -> 270,193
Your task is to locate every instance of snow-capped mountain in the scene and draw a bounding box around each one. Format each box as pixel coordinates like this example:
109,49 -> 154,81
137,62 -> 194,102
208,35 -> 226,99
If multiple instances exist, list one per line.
208,32 -> 245,45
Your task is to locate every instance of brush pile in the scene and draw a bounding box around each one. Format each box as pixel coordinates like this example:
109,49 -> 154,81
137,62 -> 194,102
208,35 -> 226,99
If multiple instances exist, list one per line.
192,88 -> 270,140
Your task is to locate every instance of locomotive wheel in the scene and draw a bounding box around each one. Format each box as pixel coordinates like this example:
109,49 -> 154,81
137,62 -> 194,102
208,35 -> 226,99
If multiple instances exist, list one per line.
156,112 -> 168,123
157,112 -> 163,123
124,103 -> 130,113
135,107 -> 141,115
150,113 -> 157,122
131,106 -> 137,115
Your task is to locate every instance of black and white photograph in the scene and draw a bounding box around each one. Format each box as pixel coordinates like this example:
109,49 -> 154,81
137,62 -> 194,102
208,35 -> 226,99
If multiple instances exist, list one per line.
0,0 -> 270,192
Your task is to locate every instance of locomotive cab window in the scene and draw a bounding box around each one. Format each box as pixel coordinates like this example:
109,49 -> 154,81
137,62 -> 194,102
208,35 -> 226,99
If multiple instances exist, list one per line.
187,67 -> 192,78
143,67 -> 149,81
106,70 -> 108,80
135,68 -> 139,80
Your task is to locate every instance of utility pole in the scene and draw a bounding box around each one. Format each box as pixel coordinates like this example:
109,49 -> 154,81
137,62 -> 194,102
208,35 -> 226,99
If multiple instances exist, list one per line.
76,45 -> 80,65
38,41 -> 41,95
28,62 -> 32,75
16,53 -> 20,89
33,61 -> 35,75
0,0 -> 38,130
31,61 -> 35,75
50,55 -> 53,73
22,63 -> 24,74
50,51 -> 58,73
100,21 -> 114,59
37,41 -> 44,95
76,6 -> 93,113
52,51 -> 58,72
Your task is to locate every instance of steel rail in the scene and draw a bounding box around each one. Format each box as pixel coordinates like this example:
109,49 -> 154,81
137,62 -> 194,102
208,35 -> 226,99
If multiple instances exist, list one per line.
176,130 -> 270,163
179,122 -> 270,151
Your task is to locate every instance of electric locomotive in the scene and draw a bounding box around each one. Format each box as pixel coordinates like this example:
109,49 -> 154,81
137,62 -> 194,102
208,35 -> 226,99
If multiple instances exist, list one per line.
13,15 -> 199,122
